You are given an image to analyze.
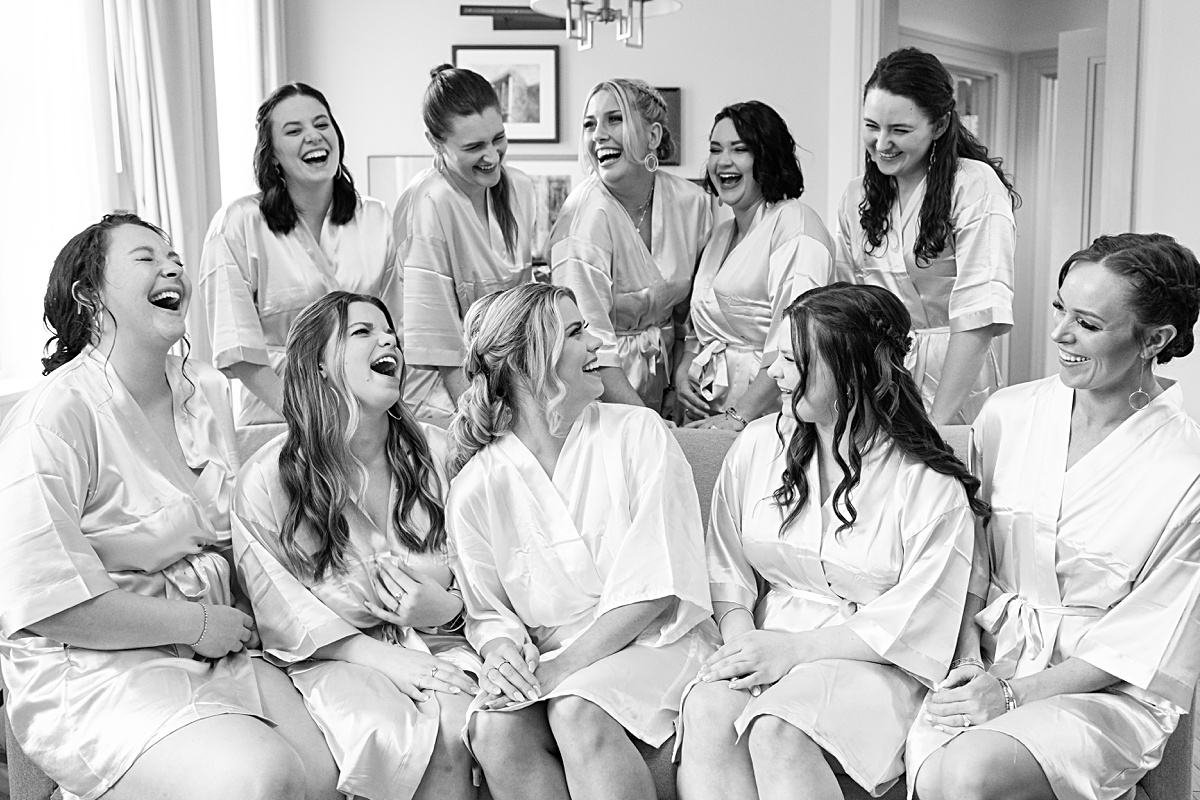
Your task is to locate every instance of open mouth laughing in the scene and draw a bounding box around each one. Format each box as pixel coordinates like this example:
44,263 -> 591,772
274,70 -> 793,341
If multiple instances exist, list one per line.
302,148 -> 330,166
148,289 -> 182,312
596,147 -> 622,167
369,354 -> 399,377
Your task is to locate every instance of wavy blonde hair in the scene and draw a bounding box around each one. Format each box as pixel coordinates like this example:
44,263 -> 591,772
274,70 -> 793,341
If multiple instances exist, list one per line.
448,283 -> 576,477
579,78 -> 673,176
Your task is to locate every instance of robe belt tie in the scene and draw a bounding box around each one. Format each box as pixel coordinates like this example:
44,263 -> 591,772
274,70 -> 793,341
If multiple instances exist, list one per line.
977,591 -> 1104,677
615,323 -> 668,377
771,584 -> 859,618
689,339 -> 729,403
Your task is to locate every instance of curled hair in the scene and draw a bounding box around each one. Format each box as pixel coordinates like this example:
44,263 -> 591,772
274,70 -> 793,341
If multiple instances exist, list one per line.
773,283 -> 989,533
859,47 -> 1019,266
254,83 -> 358,236
42,213 -> 166,374
579,78 -> 674,175
702,100 -> 804,203
277,291 -> 446,581
1058,232 -> 1200,364
448,283 -> 577,477
424,64 -> 520,259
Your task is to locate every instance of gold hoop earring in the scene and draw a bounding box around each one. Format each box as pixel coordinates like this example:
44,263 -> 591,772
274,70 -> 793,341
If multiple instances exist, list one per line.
1129,357 -> 1151,411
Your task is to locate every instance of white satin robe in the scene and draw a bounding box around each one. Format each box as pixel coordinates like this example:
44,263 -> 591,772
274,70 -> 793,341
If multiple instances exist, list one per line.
835,159 -> 1015,423
688,415 -> 974,795
907,377 -> 1200,800
685,199 -> 834,412
0,349 -> 260,800
395,168 -> 535,427
233,428 -> 481,800
196,194 -> 399,425
447,403 -> 718,746
549,172 -> 712,412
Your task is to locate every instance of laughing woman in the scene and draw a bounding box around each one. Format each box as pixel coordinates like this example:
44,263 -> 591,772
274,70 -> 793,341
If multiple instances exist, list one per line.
395,65 -> 536,427
197,83 -> 399,425
549,78 -> 712,413
233,291 -> 480,800
0,214 -> 338,800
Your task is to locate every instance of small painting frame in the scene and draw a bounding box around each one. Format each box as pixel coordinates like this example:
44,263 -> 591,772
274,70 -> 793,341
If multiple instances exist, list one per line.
656,87 -> 682,166
452,45 -> 560,143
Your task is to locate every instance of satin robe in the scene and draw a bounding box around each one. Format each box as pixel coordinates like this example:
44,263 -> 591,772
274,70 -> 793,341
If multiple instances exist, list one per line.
549,172 -> 713,412
683,415 -> 974,795
685,199 -> 834,413
196,194 -> 399,425
395,167 -> 535,427
233,428 -> 480,800
835,160 -> 1015,423
0,349 -> 261,800
448,403 -> 717,746
907,377 -> 1200,800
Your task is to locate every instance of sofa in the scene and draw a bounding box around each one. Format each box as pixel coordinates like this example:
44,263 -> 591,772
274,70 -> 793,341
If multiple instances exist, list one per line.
3,424 -> 1194,800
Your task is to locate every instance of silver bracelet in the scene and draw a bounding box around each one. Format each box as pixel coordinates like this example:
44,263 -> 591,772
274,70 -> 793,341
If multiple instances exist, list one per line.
715,606 -> 748,629
724,407 -> 747,426
190,602 -> 209,648
997,676 -> 1018,712
950,656 -> 984,671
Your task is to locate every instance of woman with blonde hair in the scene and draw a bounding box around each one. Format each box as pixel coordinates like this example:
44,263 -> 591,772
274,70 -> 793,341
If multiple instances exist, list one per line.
549,78 -> 712,414
233,291 -> 480,800
446,282 -> 716,800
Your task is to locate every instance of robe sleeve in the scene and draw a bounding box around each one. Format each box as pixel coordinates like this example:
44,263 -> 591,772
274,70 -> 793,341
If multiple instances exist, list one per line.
550,200 -> 621,368
833,184 -> 860,284
1071,486 -> 1200,710
231,457 -> 359,664
842,476 -> 975,684
400,191 -> 468,368
198,202 -> 272,370
594,410 -> 712,641
447,474 -> 534,652
947,166 -> 1015,334
0,416 -> 116,637
705,436 -> 759,611
763,234 -> 833,361
376,216 -> 403,342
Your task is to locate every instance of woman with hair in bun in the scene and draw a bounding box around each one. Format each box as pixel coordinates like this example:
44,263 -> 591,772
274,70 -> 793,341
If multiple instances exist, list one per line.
909,233 -> 1200,800
550,78 -> 712,414
197,82 -> 398,425
677,100 -> 835,431
836,47 -> 1018,425
233,291 -> 479,800
0,214 -> 339,800
395,64 -> 536,427
445,283 -> 716,800
676,283 -> 981,800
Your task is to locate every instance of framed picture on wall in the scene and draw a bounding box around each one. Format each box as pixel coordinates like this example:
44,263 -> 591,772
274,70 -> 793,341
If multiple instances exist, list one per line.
506,154 -> 585,268
452,45 -> 560,143
656,87 -> 682,166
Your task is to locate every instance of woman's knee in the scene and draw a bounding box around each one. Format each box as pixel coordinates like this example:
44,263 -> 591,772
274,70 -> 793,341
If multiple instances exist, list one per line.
746,714 -> 816,764
680,681 -> 749,743
471,706 -> 549,769
932,733 -> 1051,800
546,696 -> 626,758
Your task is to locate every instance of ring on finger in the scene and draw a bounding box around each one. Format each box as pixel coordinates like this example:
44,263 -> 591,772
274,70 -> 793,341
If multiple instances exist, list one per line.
960,713 -> 972,727
431,666 -> 439,679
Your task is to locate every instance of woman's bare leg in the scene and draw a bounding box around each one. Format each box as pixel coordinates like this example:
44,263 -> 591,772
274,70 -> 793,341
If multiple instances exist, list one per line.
747,715 -> 842,800
253,659 -> 341,800
676,680 -> 757,800
414,690 -> 477,800
547,696 -> 655,800
913,730 -> 1054,800
472,705 -> 568,800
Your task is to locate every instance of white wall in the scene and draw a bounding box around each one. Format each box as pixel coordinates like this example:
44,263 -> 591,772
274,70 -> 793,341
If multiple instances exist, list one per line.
282,0 -> 836,215
899,0 -> 1103,53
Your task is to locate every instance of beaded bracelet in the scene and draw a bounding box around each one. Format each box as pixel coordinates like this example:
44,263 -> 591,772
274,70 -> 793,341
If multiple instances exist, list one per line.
997,676 -> 1018,712
190,602 -> 209,648
950,656 -> 984,671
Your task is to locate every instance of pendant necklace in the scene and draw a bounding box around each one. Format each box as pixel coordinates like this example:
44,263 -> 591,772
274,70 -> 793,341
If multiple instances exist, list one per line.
631,183 -> 655,235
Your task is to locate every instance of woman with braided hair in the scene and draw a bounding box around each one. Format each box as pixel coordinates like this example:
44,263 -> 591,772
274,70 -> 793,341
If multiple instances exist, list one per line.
835,47 -> 1018,425
445,282 -> 716,800
676,283 -> 982,799
908,233 -> 1200,800
549,78 -> 712,414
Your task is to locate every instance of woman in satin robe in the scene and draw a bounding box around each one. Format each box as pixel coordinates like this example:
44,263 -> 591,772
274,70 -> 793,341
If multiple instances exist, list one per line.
396,65 -> 537,428
233,291 -> 480,800
0,214 -> 338,800
549,78 -> 712,414
835,48 -> 1017,425
197,82 -> 398,425
445,283 -> 716,800
677,101 -> 834,432
676,284 -> 983,800
909,233 -> 1200,800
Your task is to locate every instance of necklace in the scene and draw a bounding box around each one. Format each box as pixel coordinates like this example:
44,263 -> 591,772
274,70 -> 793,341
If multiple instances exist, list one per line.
630,183 -> 654,235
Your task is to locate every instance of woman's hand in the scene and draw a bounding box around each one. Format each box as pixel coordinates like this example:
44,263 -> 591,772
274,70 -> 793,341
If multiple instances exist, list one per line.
533,654 -> 577,697
685,413 -> 744,432
925,664 -> 1006,730
479,638 -> 541,708
192,603 -> 257,659
675,365 -> 716,422
375,648 -> 478,703
697,630 -> 803,693
231,596 -> 261,649
358,560 -> 463,629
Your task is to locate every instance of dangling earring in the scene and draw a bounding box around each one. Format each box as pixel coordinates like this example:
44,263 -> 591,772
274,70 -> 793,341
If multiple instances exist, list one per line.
928,138 -> 938,168
434,151 -> 446,174
1129,357 -> 1152,411
71,280 -> 94,318
643,152 -> 659,173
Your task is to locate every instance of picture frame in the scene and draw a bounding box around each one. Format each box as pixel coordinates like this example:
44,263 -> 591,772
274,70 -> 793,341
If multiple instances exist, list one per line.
656,87 -> 682,166
452,45 -> 560,143
506,154 -> 586,267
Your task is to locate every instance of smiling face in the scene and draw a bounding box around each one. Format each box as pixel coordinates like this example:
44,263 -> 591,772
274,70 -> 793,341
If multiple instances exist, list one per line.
553,297 -> 603,421
583,89 -> 659,191
433,107 -> 507,198
97,224 -> 189,350
707,117 -> 764,215
767,316 -> 838,426
326,301 -> 403,414
862,88 -> 945,189
1051,260 -> 1148,396
270,94 -> 341,189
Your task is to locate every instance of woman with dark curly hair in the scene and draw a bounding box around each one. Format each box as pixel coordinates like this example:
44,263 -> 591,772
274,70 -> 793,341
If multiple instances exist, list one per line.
197,83 -> 398,424
549,78 -> 712,413
677,101 -> 835,431
908,233 -> 1200,800
836,47 -> 1018,425
677,283 -> 982,800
